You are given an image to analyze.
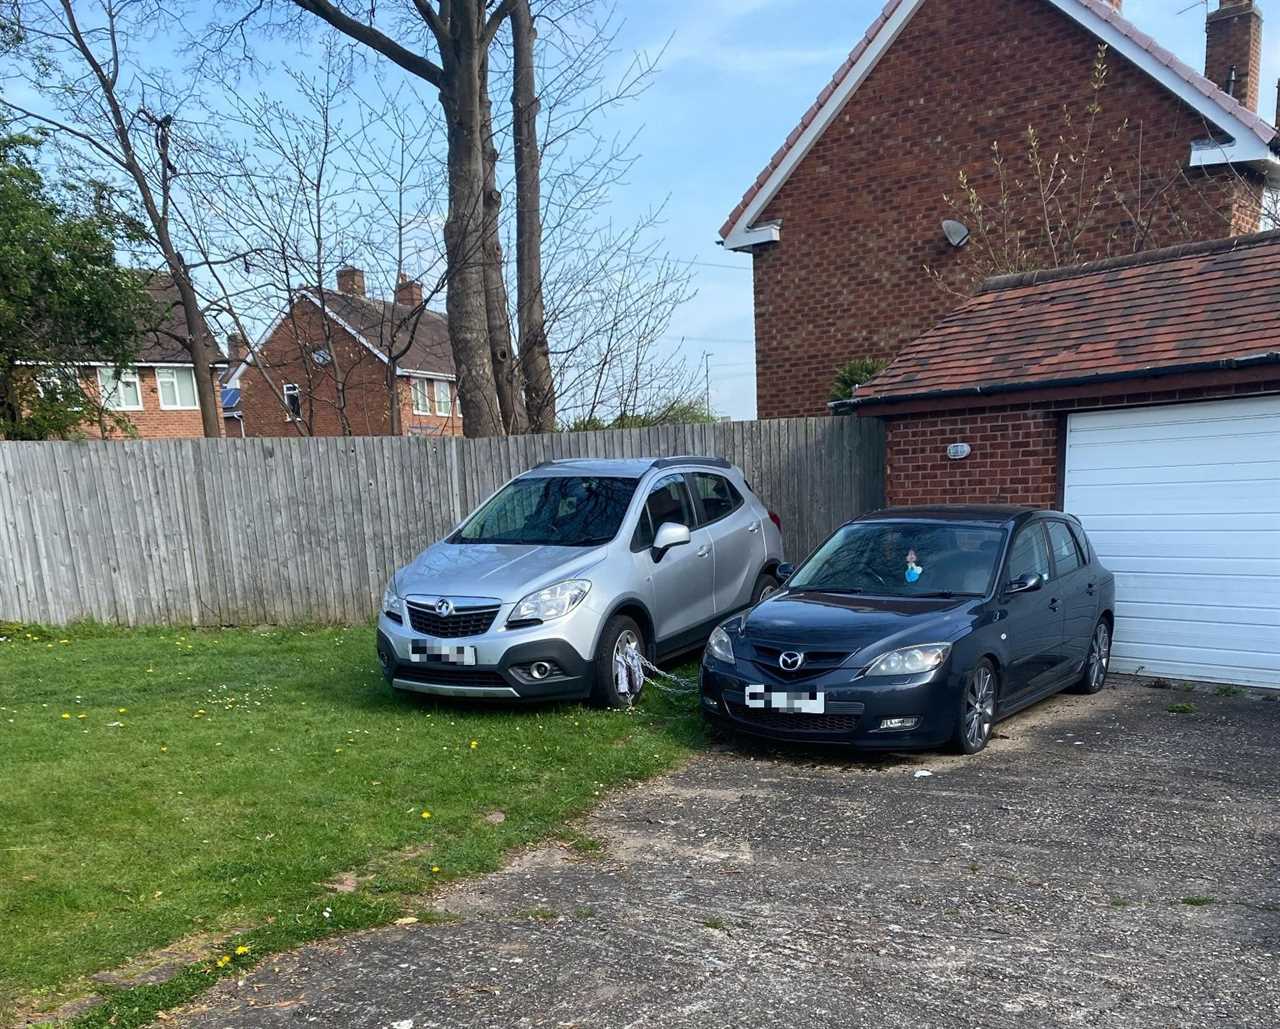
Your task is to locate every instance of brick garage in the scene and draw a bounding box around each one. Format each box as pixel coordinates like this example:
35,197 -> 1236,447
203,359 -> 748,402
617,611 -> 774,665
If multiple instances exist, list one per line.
720,0 -> 1276,418
841,230 -> 1280,507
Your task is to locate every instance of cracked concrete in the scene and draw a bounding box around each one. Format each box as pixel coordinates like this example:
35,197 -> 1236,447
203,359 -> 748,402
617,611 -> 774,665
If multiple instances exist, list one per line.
173,680 -> 1280,1028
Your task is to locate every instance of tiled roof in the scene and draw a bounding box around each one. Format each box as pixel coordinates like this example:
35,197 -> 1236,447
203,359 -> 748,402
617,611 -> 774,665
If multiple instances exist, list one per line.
848,229 -> 1280,405
304,288 -> 455,378
134,272 -> 224,366
719,0 -> 1279,241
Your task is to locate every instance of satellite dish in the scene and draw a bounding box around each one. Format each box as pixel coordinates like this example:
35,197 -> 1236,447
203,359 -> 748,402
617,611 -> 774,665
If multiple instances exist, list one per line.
942,219 -> 970,248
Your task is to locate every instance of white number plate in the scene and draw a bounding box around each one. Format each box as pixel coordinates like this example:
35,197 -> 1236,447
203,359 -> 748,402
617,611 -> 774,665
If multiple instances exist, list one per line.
409,641 -> 477,666
744,683 -> 825,714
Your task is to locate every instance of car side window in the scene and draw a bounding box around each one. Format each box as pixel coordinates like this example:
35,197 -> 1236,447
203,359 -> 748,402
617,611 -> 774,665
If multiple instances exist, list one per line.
632,475 -> 694,549
689,472 -> 743,524
1046,521 -> 1083,575
1007,524 -> 1052,583
1067,522 -> 1091,563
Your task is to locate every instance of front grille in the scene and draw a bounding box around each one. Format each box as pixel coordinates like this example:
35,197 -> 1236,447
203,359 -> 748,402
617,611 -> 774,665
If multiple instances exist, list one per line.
393,664 -> 508,688
726,702 -> 860,734
747,644 -> 851,682
406,602 -> 499,638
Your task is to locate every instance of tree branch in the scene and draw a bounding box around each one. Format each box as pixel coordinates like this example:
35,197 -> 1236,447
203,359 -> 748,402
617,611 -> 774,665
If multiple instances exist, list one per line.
288,0 -> 445,88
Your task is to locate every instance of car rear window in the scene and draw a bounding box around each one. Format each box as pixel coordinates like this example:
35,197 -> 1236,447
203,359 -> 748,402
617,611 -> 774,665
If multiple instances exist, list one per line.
690,472 -> 743,524
1046,521 -> 1083,575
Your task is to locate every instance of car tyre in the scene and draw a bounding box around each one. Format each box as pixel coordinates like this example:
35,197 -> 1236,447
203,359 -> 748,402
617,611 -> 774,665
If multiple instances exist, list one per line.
751,571 -> 781,604
953,658 -> 998,755
1070,618 -> 1111,695
591,614 -> 645,709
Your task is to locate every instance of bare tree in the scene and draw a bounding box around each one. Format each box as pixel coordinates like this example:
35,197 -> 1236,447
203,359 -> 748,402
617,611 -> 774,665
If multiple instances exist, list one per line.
934,45 -> 1264,290
1,0 -> 228,436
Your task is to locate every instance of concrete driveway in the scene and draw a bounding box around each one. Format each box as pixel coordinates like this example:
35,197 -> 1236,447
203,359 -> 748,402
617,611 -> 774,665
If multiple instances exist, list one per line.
175,680 -> 1280,1028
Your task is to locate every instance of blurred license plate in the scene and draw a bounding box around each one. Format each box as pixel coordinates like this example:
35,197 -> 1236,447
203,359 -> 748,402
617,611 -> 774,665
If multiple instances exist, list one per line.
744,684 -> 825,714
410,641 -> 477,666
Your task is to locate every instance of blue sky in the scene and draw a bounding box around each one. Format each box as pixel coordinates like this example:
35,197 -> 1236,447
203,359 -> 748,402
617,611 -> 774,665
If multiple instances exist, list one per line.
604,0 -> 1280,419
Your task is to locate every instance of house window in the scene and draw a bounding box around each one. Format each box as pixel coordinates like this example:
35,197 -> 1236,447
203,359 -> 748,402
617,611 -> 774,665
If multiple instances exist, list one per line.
96,367 -> 143,411
283,383 -> 302,421
435,379 -> 452,417
155,367 -> 199,410
411,378 -> 431,416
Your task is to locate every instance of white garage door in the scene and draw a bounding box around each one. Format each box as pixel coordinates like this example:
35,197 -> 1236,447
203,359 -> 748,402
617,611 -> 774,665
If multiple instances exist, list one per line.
1063,395 -> 1280,688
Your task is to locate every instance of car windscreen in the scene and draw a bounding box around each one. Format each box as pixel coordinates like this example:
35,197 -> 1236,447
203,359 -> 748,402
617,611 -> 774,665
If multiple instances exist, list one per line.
788,521 -> 1007,597
453,475 -> 639,547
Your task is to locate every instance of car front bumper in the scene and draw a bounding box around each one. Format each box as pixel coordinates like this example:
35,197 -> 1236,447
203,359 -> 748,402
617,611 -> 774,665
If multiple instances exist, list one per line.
376,610 -> 595,702
699,660 -> 963,749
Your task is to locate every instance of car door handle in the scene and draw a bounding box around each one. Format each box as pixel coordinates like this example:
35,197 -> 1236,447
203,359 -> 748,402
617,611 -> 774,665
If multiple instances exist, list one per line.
747,523 -> 760,534
1086,581 -> 1096,595
1048,597 -> 1060,612
696,546 -> 710,558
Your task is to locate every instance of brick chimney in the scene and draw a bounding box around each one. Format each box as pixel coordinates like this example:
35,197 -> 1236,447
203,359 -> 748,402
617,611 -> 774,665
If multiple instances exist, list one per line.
394,273 -> 424,308
336,265 -> 366,296
1205,0 -> 1263,112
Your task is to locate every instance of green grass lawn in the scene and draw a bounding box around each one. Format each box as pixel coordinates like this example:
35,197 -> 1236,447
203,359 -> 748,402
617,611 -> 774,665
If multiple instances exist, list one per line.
0,623 -> 703,1023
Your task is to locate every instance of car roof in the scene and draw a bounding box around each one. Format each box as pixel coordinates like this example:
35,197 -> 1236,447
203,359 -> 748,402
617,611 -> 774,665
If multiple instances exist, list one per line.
857,504 -> 1038,525
520,456 -> 734,478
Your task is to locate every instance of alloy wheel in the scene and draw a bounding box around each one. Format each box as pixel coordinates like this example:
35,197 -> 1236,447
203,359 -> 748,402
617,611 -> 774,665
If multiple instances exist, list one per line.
964,666 -> 996,749
1087,623 -> 1111,690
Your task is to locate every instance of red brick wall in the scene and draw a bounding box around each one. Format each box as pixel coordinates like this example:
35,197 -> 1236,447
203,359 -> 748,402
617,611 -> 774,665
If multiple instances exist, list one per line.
84,366 -> 222,439
751,0 -> 1265,418
879,376 -> 1280,508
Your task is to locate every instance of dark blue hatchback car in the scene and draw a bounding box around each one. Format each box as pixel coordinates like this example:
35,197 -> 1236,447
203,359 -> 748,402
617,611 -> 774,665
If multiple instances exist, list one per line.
700,506 -> 1116,754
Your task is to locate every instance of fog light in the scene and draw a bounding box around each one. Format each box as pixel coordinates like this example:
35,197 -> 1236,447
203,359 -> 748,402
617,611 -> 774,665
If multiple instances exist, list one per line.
879,716 -> 920,731
529,660 -> 552,680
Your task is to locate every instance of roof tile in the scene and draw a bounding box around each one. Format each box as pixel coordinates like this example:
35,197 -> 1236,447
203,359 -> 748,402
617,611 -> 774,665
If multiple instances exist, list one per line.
853,230 -> 1280,403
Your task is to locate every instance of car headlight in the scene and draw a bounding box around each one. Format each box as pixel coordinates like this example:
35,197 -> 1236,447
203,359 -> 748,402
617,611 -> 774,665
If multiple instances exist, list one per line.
706,624 -> 735,664
381,580 -> 402,617
509,579 -> 591,625
865,643 -> 951,677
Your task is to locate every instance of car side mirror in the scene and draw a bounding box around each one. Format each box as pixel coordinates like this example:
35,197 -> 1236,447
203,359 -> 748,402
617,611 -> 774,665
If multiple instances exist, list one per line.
652,521 -> 691,553
1005,572 -> 1042,595
777,562 -> 796,581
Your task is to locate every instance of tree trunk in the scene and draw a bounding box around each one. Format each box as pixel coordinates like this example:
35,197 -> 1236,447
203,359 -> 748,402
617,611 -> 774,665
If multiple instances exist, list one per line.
387,359 -> 402,436
440,5 -> 505,439
511,0 -> 555,433
480,51 -> 528,434
168,265 -> 223,438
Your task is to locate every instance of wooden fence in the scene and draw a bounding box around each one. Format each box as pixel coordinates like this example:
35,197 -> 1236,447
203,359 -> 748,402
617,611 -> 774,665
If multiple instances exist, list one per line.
0,417 -> 884,626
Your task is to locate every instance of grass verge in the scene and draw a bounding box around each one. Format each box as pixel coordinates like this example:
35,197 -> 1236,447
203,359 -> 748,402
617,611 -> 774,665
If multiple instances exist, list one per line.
0,623 -> 703,1023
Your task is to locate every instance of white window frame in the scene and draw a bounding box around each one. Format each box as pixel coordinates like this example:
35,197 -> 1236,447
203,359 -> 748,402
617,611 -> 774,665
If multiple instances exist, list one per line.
282,383 -> 302,421
96,366 -> 143,411
155,366 -> 200,411
411,378 -> 431,416
434,379 -> 452,417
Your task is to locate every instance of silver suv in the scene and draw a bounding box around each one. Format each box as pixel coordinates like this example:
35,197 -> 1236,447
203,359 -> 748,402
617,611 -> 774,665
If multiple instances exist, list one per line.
377,457 -> 785,707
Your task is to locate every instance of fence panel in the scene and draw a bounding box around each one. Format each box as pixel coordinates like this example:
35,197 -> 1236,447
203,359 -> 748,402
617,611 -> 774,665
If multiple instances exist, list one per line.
0,416 -> 884,626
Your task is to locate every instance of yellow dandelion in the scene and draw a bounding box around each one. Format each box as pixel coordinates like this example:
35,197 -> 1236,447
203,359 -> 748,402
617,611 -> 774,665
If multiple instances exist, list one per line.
234,944 -> 250,956
420,809 -> 432,819
469,739 -> 479,750
118,708 -> 127,714
160,746 -> 168,753
431,865 -> 441,873
216,954 -> 231,968
61,713 -> 70,719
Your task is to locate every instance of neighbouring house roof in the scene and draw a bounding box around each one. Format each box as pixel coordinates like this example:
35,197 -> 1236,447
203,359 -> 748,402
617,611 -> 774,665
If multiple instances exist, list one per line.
719,0 -> 1280,250
838,229 -> 1280,409
230,289 -> 455,387
304,289 -> 455,379
135,272 -> 227,367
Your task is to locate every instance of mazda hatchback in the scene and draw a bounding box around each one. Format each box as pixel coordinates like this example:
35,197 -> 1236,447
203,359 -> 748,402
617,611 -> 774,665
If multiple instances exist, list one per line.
700,506 -> 1115,753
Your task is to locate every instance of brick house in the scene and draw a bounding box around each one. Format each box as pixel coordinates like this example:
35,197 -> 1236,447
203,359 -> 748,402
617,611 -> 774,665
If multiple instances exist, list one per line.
835,229 -> 1280,686
88,274 -> 226,439
719,0 -> 1279,418
227,267 -> 461,438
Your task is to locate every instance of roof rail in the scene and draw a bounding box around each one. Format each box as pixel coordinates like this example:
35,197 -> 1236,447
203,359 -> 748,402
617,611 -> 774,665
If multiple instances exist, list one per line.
650,455 -> 731,470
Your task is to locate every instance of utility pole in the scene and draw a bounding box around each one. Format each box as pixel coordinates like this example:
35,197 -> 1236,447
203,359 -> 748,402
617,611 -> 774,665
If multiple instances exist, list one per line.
703,352 -> 712,417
